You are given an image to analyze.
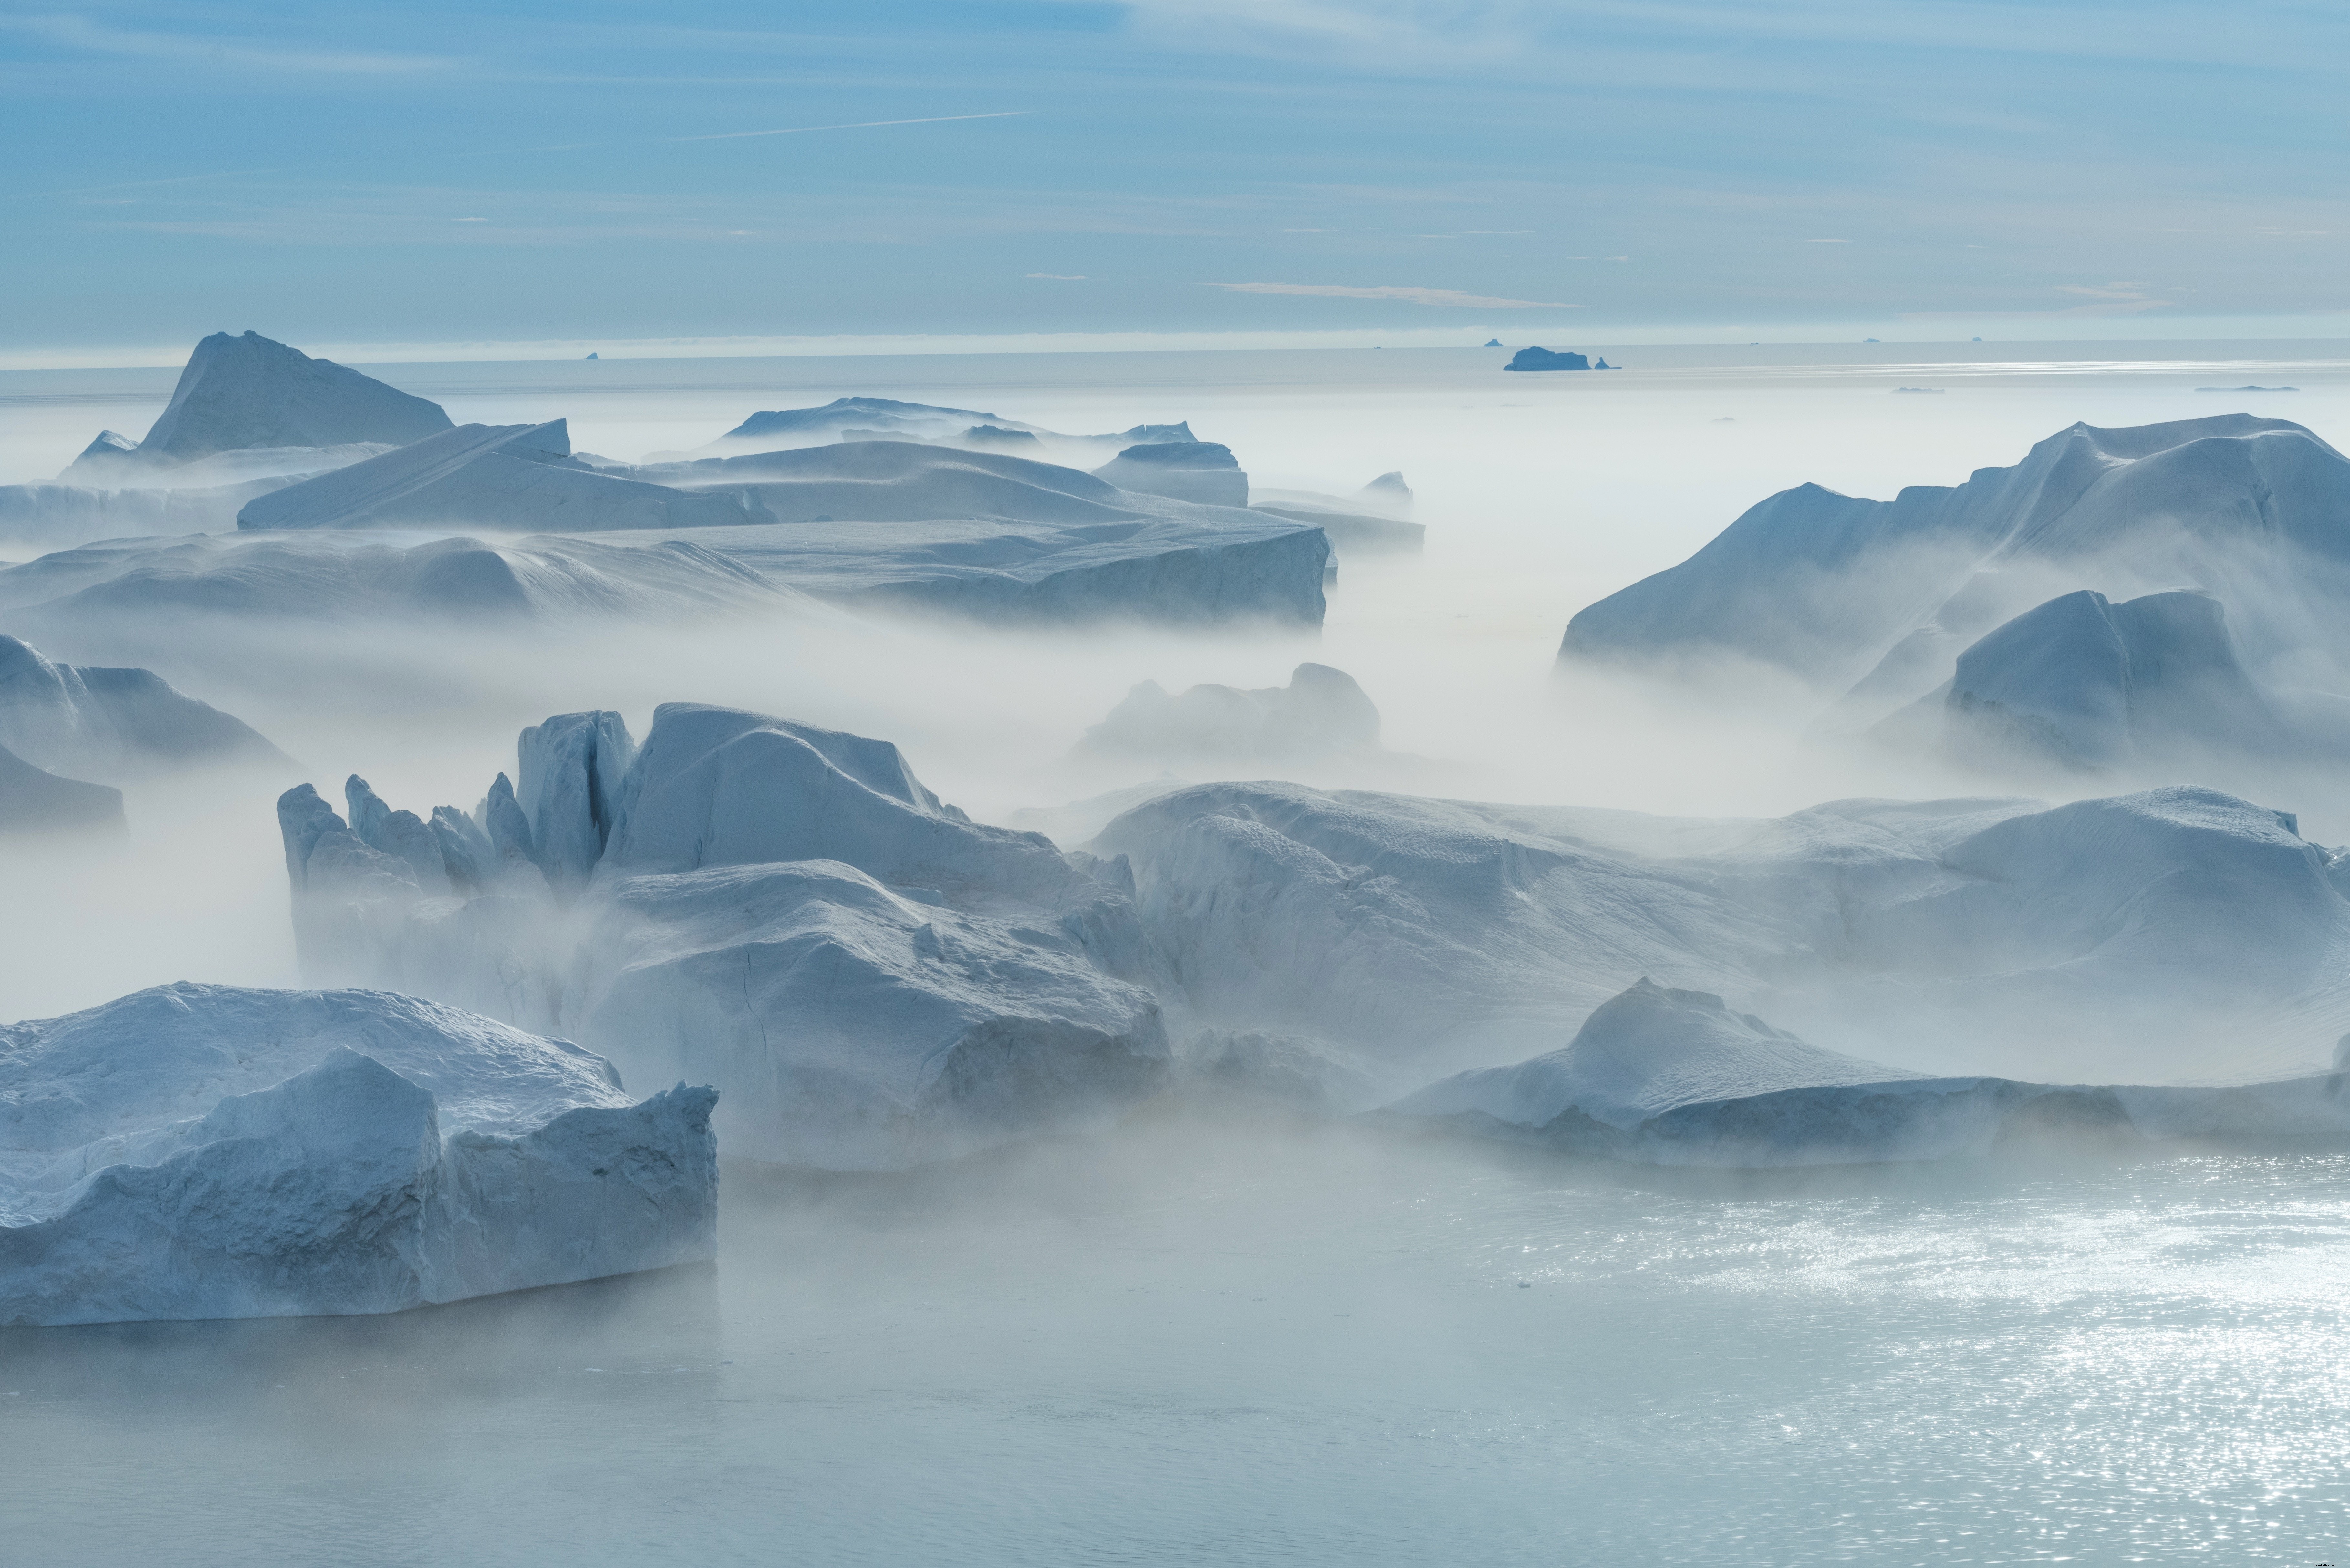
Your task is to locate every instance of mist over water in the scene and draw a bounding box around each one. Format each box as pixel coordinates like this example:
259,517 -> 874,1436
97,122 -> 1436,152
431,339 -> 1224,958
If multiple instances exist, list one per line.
8,342 -> 2350,1562
5,1116 -> 2348,1566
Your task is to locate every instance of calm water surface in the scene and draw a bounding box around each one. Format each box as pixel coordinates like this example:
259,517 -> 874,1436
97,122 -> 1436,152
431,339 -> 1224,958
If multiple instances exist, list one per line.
4,1114 -> 2347,1566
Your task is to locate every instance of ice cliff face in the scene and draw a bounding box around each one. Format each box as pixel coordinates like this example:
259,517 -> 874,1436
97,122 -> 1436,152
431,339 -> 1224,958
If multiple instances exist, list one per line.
1561,415 -> 2350,692
0,983 -> 717,1325
0,634 -> 286,781
275,705 -> 1170,1169
1385,979 -> 2350,1166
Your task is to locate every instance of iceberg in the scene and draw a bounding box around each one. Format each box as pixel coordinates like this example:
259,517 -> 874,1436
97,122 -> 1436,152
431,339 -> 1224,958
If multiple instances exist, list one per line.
1081,663 -> 1381,764
0,740 -> 122,834
238,420 -> 759,533
0,983 -> 717,1325
1561,415 -> 2350,691
1090,440 -> 1250,508
8,327 -> 443,549
1384,979 -> 2350,1166
1864,588 -> 2307,769
0,634 -> 286,780
1090,779 -> 2350,1098
65,331 -> 449,477
692,397 -> 1194,458
120,330 -> 448,465
1505,347 -> 1593,371
0,530 -> 813,628
273,705 -> 1170,1169
1250,472 -> 1424,556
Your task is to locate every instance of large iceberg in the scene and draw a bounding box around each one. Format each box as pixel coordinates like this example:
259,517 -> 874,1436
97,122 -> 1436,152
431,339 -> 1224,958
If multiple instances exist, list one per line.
1561,415 -> 2350,692
1384,979 -> 2350,1166
0,983 -> 716,1325
1089,779 -> 2350,1097
83,330 -> 451,473
274,705 -> 1170,1169
0,634 -> 286,780
5,330 -> 443,550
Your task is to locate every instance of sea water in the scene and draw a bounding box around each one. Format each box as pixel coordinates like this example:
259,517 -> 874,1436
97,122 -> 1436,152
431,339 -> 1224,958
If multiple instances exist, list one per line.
3,1114 -> 2346,1565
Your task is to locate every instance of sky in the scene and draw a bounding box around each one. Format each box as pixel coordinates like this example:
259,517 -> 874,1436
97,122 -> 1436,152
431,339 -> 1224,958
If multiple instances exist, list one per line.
3,0 -> 2346,361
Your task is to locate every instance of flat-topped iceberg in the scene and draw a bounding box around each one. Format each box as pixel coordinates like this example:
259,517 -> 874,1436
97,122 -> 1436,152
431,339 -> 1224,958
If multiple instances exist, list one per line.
0,983 -> 717,1325
0,530 -> 812,627
1090,440 -> 1249,508
274,705 -> 1170,1169
691,397 -> 1192,458
238,420 -> 759,533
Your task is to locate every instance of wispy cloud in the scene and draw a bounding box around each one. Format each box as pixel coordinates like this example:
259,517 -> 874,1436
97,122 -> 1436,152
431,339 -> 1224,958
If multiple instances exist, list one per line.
1206,281 -> 1574,307
3,13 -> 454,74
671,112 -> 1029,143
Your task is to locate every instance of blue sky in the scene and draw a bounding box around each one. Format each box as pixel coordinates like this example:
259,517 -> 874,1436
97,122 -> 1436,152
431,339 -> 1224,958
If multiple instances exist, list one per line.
3,1 -> 2345,358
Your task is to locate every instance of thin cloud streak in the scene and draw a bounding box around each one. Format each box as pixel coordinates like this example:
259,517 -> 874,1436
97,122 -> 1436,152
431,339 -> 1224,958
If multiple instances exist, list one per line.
671,112 -> 1030,143
1207,281 -> 1576,308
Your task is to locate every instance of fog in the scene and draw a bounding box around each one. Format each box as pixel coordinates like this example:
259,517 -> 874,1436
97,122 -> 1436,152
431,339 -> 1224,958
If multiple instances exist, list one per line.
8,343 -> 2350,1019
8,342 -> 2350,1562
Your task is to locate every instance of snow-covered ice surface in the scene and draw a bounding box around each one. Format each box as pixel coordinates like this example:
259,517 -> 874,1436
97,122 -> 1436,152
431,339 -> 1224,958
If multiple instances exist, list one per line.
0,983 -> 717,1325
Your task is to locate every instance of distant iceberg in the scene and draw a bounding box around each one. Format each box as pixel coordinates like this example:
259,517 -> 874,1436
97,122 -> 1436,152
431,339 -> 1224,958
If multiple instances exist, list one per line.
1504,347 -> 1591,371
1081,663 -> 1381,765
1384,979 -> 2350,1166
1090,440 -> 1249,508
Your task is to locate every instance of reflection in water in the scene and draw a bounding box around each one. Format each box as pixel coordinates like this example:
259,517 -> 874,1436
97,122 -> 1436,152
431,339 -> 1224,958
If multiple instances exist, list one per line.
5,1111 -> 2349,1566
